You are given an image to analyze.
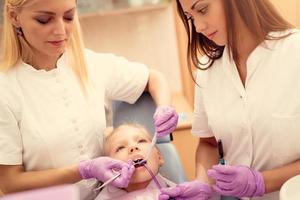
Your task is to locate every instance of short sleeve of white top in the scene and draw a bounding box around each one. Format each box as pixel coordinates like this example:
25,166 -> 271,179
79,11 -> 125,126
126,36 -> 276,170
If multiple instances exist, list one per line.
0,49 -> 148,199
192,29 -> 300,200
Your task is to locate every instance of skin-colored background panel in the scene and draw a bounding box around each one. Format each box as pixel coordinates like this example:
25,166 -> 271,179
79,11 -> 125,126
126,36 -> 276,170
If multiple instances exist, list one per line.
80,4 -> 183,94
271,0 -> 300,27
298,1 -> 300,27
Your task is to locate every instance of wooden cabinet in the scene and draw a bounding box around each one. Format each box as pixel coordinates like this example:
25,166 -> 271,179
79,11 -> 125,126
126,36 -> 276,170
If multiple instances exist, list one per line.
171,94 -> 196,181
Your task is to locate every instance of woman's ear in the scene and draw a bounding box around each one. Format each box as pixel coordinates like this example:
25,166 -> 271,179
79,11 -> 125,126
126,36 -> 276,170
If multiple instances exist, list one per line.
6,6 -> 21,28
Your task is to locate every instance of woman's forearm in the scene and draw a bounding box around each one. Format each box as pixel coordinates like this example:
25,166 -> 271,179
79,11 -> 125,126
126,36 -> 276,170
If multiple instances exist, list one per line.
146,69 -> 171,106
263,159 -> 300,193
195,137 -> 219,184
0,164 -> 81,194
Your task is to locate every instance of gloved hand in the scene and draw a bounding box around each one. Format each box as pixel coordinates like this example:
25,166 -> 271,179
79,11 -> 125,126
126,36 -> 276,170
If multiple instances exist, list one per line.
207,165 -> 265,198
153,106 -> 178,138
79,157 -> 135,188
159,180 -> 213,200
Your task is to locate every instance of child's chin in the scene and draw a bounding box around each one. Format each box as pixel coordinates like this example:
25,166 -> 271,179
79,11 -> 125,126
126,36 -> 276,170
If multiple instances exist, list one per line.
130,171 -> 152,183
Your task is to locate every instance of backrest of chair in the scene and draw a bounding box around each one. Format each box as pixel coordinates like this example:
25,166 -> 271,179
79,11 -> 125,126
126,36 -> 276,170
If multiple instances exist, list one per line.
112,92 -> 170,143
112,92 -> 187,183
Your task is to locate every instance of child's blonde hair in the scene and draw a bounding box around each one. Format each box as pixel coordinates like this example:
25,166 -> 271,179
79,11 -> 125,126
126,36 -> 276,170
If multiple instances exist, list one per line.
103,124 -> 152,155
1,0 -> 88,88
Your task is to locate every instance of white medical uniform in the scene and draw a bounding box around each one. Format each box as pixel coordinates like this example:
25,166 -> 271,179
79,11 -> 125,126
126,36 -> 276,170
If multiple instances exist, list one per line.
95,174 -> 175,200
0,49 -> 149,200
192,29 -> 300,200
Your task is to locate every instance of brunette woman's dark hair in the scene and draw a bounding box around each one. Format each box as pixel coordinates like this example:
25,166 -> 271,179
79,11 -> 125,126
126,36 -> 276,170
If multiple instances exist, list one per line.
176,0 -> 294,80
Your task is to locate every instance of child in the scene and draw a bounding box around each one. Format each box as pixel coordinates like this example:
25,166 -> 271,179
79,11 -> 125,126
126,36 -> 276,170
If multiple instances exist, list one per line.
95,124 -> 175,200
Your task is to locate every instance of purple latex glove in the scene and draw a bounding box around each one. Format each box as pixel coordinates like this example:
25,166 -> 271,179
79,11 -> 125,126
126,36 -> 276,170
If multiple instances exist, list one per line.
207,165 -> 265,198
159,180 -> 213,200
79,157 -> 135,188
153,106 -> 178,138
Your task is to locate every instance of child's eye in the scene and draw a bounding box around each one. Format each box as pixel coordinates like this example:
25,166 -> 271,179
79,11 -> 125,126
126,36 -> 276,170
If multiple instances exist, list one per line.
115,146 -> 125,152
138,139 -> 147,143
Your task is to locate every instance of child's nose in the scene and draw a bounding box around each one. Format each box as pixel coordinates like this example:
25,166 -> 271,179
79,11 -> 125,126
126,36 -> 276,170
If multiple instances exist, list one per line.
130,146 -> 139,153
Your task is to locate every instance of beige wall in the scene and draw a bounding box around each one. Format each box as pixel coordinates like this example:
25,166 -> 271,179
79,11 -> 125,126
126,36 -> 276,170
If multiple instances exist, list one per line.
271,0 -> 300,27
80,4 -> 183,94
298,1 -> 300,27
0,30 -> 2,57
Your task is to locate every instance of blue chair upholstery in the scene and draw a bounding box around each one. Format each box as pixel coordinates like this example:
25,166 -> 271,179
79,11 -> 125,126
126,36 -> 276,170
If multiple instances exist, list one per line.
112,92 -> 187,183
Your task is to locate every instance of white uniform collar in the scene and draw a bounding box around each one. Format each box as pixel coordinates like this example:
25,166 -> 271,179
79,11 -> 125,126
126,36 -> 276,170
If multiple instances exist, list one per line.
219,29 -> 298,91
17,52 -> 68,75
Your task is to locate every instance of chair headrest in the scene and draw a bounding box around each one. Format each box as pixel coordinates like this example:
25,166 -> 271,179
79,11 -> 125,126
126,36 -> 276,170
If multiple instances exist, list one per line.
112,92 -> 171,143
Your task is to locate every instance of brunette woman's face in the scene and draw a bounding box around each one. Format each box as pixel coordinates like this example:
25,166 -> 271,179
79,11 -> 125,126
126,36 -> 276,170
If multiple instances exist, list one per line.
10,0 -> 76,58
179,0 -> 227,45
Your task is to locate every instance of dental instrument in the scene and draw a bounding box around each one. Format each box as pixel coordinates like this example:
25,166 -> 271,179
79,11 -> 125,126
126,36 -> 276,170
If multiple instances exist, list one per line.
145,131 -> 158,161
143,164 -> 162,189
143,164 -> 175,200
133,131 -> 158,167
218,139 -> 225,165
93,172 -> 121,191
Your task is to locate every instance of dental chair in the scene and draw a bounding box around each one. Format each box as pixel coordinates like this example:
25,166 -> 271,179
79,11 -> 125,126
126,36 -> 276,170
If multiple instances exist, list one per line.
112,92 -> 187,184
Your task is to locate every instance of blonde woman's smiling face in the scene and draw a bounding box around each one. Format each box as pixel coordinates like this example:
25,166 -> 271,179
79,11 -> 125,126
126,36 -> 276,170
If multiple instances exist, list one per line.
10,0 -> 77,58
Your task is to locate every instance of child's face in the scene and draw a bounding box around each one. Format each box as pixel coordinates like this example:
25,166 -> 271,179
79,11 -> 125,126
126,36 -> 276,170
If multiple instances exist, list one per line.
106,126 -> 164,184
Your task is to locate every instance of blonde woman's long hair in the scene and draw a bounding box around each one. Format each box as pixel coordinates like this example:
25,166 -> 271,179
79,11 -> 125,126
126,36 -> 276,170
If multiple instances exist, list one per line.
1,0 -> 88,88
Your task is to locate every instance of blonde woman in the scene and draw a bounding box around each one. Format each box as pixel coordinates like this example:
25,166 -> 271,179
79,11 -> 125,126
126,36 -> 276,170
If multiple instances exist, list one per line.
0,0 -> 178,199
160,0 -> 300,200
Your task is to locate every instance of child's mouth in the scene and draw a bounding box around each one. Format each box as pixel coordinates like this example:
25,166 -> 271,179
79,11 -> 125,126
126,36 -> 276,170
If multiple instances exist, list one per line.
133,158 -> 147,168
